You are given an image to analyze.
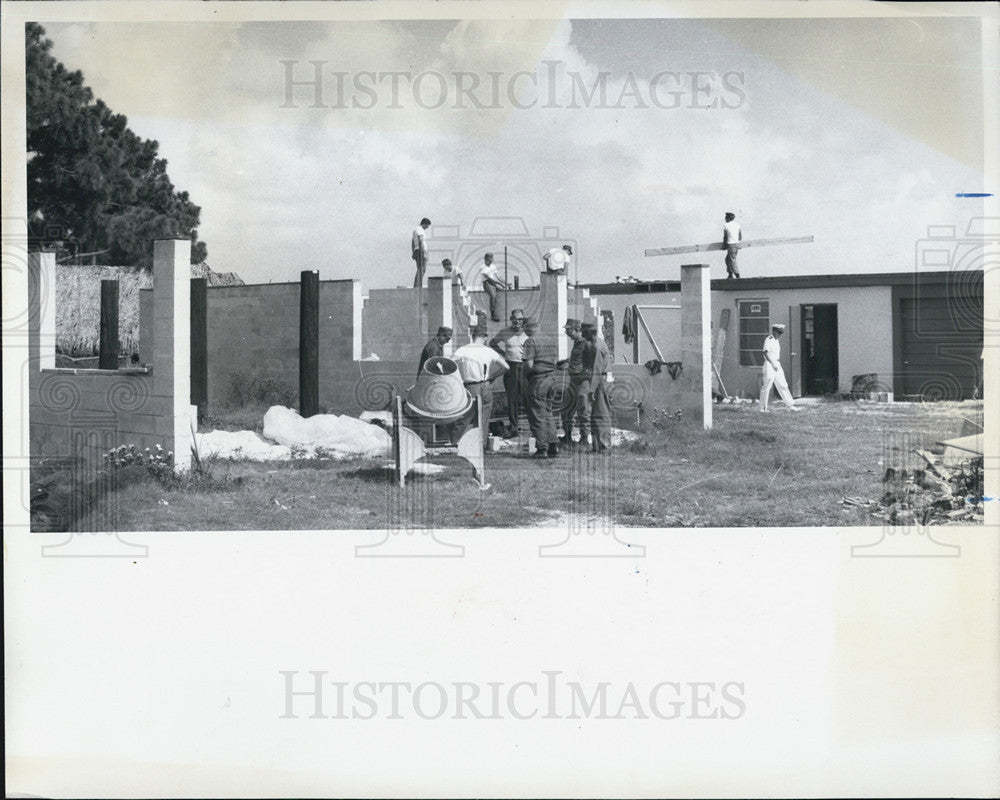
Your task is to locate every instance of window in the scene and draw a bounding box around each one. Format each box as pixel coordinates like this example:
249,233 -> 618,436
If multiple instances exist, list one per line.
738,299 -> 769,366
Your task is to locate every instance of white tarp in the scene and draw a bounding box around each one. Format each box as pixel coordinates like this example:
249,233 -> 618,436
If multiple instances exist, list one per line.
196,407 -> 392,461
262,406 -> 391,459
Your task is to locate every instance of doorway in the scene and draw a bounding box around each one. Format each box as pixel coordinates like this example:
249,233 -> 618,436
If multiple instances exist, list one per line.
802,304 -> 838,395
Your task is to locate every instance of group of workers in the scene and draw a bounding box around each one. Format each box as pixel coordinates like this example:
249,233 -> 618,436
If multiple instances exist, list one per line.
417,311 -> 613,458
411,217 -> 574,322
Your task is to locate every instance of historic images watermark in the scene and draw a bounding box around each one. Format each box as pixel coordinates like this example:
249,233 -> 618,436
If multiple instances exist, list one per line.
279,61 -> 747,111
279,670 -> 746,721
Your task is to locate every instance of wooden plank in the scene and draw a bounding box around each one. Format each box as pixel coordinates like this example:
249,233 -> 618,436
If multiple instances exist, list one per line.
645,235 -> 814,258
99,280 -> 119,370
633,306 -> 665,362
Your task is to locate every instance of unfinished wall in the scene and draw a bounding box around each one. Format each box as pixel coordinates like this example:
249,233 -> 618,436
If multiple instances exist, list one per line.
30,241 -> 195,476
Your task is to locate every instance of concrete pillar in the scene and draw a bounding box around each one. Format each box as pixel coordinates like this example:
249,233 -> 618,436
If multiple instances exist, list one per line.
426,277 -> 453,357
539,272 -> 569,360
27,251 -> 56,372
678,263 -> 712,430
152,239 -> 194,470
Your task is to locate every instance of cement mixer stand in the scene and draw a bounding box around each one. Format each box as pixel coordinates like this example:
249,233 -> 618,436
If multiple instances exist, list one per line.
393,395 -> 487,489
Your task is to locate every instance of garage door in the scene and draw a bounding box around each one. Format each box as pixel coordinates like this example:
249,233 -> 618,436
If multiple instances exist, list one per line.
899,295 -> 983,400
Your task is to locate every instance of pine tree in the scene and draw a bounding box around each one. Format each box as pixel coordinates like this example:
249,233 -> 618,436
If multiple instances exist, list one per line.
26,22 -> 208,268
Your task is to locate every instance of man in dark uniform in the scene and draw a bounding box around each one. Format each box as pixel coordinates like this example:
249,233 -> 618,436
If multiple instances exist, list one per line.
417,326 -> 453,375
561,318 -> 593,448
523,319 -> 560,458
582,322 -> 612,453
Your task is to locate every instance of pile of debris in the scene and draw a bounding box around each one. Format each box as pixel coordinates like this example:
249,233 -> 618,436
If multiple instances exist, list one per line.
843,450 -> 985,525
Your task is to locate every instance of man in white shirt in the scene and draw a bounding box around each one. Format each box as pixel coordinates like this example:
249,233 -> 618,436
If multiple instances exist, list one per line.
452,325 -> 509,443
723,212 -> 742,279
490,309 -> 529,437
760,324 -> 799,411
412,217 -> 431,288
441,258 -> 464,289
479,252 -> 507,322
543,244 -> 573,273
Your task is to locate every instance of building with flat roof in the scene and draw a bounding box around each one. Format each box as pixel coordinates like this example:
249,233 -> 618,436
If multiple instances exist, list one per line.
583,270 -> 985,401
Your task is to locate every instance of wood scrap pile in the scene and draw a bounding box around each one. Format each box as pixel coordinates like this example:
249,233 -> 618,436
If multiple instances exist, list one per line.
842,450 -> 985,525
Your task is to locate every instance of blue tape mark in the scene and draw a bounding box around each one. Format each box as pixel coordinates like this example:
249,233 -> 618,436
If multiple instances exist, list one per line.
955,193 -> 993,198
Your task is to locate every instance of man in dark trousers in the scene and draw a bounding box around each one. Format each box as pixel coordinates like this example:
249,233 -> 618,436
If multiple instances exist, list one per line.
412,217 -> 431,287
490,308 -> 528,438
523,319 -> 560,458
582,322 -> 613,453
723,211 -> 742,279
417,326 -> 452,374
561,318 -> 593,448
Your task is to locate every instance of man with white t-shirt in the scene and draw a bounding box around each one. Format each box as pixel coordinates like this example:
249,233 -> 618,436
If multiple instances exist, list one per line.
412,218 -> 431,287
479,252 -> 507,322
759,324 -> 799,412
723,212 -> 742,279
543,244 -> 573,273
452,325 -> 509,444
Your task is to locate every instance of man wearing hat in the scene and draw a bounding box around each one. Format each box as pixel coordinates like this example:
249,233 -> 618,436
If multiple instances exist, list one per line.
582,322 -> 613,453
560,318 -> 594,447
417,326 -> 453,375
452,324 -> 509,444
412,217 -> 431,288
543,244 -> 573,273
723,212 -> 741,279
760,323 -> 800,412
523,319 -> 561,458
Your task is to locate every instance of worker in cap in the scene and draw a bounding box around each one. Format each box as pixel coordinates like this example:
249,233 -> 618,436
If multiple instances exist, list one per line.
760,323 -> 799,412
451,324 -> 509,447
417,325 -> 453,375
723,211 -> 742,279
581,322 -> 612,453
523,319 -> 561,458
412,217 -> 432,288
543,243 -> 574,273
561,318 -> 594,447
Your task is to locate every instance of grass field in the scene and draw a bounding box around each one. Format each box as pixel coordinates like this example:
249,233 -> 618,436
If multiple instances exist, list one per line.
72,398 -> 985,531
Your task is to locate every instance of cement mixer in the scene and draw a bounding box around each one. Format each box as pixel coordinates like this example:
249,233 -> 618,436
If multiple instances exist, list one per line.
393,356 -> 486,488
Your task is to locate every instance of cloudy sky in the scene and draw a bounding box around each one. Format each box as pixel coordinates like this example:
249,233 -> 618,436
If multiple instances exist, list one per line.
44,11 -> 989,287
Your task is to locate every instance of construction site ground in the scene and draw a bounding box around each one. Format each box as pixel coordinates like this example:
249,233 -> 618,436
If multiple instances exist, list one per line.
66,397 -> 987,531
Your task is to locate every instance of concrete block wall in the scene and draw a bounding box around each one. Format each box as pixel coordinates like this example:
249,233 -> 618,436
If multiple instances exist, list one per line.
201,283 -> 301,409
30,241 -> 195,473
362,287 -> 428,363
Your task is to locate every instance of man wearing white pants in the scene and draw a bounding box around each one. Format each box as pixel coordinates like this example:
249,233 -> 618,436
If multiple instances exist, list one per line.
760,323 -> 799,411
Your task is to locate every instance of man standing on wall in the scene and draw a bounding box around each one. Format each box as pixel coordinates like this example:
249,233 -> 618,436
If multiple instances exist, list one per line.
490,308 -> 529,438
561,318 -> 593,447
723,212 -> 742,279
452,324 -> 509,445
412,217 -> 431,288
760,323 -> 799,412
479,252 -> 507,322
582,322 -> 613,453
417,326 -> 452,375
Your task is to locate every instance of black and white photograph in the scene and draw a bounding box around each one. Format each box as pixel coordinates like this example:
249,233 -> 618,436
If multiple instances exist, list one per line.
3,0 -> 998,796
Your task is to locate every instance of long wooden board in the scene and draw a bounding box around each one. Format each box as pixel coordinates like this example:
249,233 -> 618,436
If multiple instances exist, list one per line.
644,235 -> 814,258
